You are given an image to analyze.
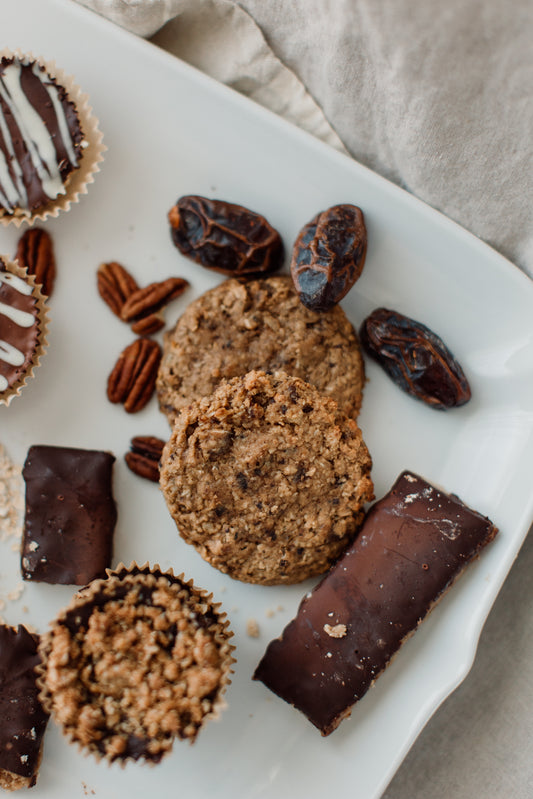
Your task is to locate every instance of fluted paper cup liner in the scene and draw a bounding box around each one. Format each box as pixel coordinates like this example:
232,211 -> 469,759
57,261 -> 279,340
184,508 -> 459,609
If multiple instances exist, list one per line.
0,257 -> 49,406
36,562 -> 235,766
0,49 -> 105,226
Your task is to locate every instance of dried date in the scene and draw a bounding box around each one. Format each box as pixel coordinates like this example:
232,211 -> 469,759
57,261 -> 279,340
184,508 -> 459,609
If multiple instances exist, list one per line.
360,308 -> 471,409
168,195 -> 284,279
290,204 -> 367,311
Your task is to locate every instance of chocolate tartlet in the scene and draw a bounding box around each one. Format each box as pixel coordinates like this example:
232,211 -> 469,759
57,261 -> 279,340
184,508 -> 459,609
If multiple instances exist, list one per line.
0,54 -> 83,216
0,624 -> 49,791
0,257 -> 47,405
38,564 -> 235,763
0,51 -> 104,224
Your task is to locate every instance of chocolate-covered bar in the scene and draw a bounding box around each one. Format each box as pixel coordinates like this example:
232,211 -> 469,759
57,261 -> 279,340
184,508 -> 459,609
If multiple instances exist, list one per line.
254,471 -> 497,735
0,625 -> 49,791
21,445 -> 117,585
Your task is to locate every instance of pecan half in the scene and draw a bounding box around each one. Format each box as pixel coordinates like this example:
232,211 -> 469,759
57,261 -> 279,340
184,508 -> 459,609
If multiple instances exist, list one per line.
120,277 -> 189,322
131,312 -> 165,336
125,435 -> 166,482
107,338 -> 162,413
97,262 -> 139,318
15,227 -> 56,297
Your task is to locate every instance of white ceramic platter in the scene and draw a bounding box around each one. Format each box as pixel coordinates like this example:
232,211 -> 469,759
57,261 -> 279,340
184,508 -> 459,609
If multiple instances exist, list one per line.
2,1 -> 533,797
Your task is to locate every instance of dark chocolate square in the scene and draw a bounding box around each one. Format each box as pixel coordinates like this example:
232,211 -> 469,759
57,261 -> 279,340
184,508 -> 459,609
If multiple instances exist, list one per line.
0,624 -> 49,787
21,445 -> 117,585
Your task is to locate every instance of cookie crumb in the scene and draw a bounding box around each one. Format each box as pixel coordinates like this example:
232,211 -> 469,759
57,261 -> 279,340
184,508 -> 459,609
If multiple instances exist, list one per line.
246,619 -> 260,638
0,444 -> 23,542
265,608 -> 274,618
7,583 -> 24,602
323,623 -> 347,638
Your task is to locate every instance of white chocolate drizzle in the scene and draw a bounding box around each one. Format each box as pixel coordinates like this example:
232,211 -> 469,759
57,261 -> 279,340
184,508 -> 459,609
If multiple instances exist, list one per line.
0,58 -> 79,212
0,340 -> 25,366
0,300 -> 35,328
40,63 -> 79,168
0,271 -> 33,296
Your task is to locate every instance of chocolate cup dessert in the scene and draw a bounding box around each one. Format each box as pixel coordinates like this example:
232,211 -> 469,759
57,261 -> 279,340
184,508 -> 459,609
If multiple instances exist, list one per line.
37,563 -> 235,764
0,51 -> 104,225
0,257 -> 48,405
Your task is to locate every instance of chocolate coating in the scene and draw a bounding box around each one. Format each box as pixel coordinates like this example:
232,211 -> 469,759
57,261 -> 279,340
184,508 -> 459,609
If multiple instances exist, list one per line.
0,258 -> 39,392
0,625 -> 49,783
254,471 -> 497,735
21,445 -> 117,585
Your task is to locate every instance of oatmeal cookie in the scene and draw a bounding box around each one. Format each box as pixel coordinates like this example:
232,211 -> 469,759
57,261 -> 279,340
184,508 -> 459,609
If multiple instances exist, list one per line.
160,370 -> 374,585
37,564 -> 234,763
156,275 -> 365,423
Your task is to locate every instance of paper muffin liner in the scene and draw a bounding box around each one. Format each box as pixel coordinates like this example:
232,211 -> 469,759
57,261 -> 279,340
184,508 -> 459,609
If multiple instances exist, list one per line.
0,49 -> 105,226
0,257 -> 49,406
36,562 -> 235,766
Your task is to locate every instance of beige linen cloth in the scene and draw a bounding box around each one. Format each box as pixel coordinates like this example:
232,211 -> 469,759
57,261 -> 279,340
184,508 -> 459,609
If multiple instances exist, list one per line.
76,2 -> 533,797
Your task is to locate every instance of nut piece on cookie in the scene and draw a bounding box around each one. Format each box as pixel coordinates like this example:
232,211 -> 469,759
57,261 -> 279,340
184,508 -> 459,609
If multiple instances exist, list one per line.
157,275 -> 365,424
160,370 -> 374,585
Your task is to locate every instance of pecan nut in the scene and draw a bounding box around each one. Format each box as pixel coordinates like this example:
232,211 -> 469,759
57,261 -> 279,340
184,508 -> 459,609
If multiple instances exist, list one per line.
360,308 -> 471,409
131,312 -> 165,336
97,262 -> 139,317
121,277 -> 189,322
125,435 -> 166,482
15,227 -> 56,297
168,195 -> 284,279
107,338 -> 162,413
291,204 -> 367,311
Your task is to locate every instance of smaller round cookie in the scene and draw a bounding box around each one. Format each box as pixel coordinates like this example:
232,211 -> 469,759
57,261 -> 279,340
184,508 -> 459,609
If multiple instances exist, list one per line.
160,370 -> 374,585
0,256 -> 48,405
37,564 -> 235,763
156,275 -> 365,423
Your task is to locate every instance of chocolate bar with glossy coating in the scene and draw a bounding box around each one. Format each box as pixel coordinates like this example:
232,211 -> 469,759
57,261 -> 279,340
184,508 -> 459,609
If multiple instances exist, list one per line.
254,471 -> 497,735
21,445 -> 117,585
0,625 -> 49,789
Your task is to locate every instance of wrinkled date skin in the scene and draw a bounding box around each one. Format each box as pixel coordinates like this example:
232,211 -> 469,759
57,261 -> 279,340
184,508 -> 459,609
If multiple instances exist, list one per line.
168,195 -> 284,279
360,308 -> 471,409
290,204 -> 367,311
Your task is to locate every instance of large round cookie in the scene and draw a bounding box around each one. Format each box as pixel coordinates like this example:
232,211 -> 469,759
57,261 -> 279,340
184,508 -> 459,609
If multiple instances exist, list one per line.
156,275 -> 365,423
160,370 -> 374,585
